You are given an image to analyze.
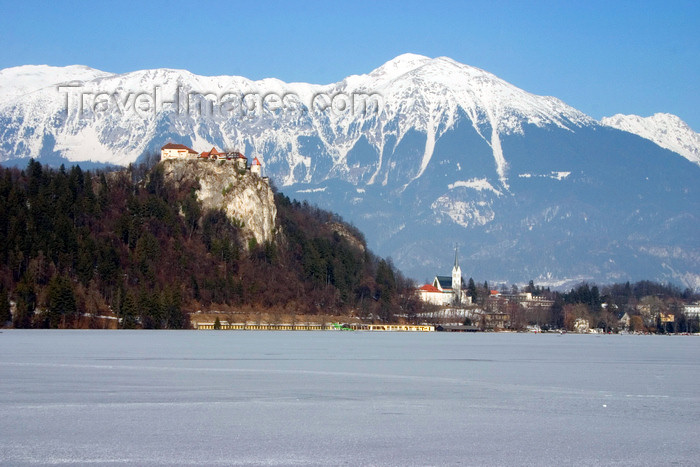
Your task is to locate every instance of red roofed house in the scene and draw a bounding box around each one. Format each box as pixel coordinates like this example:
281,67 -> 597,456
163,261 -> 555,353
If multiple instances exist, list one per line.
251,157 -> 262,176
161,143 -> 198,160
199,147 -> 226,160
211,147 -> 226,160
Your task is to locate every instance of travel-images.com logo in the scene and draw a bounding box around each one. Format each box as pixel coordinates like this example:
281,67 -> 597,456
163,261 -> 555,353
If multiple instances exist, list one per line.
58,83 -> 384,121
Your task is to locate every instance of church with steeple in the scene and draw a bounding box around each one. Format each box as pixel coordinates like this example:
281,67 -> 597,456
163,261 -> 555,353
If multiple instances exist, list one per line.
417,248 -> 471,306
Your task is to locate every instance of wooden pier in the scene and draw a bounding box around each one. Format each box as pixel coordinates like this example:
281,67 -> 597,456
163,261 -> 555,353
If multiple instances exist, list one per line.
193,321 -> 434,332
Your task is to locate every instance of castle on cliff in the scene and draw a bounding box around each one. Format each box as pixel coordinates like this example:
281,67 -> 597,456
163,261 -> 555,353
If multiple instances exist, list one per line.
161,143 -> 263,176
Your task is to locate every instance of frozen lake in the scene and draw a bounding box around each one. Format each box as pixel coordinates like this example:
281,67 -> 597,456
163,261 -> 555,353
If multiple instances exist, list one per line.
1,331 -> 698,466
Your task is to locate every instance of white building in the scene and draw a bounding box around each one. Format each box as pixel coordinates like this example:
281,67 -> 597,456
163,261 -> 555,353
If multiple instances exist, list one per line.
418,283 -> 453,306
684,303 -> 700,319
161,142 -> 198,159
418,249 -> 471,306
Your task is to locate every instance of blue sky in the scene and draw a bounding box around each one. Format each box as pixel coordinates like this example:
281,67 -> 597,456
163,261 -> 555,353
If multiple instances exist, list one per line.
1,0 -> 698,129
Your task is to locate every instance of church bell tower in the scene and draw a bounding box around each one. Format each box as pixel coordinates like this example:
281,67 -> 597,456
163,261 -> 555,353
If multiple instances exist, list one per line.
452,247 -> 462,305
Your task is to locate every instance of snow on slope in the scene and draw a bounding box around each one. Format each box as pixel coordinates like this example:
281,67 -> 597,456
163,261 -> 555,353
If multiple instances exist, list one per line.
601,113 -> 700,165
0,55 -> 594,183
0,65 -> 113,104
341,54 -> 593,186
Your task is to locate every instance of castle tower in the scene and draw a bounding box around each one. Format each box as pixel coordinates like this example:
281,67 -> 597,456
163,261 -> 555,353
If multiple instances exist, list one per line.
452,247 -> 462,305
251,157 -> 262,176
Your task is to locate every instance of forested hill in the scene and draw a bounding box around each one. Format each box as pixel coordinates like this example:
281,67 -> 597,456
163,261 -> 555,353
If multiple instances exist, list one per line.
0,160 -> 422,329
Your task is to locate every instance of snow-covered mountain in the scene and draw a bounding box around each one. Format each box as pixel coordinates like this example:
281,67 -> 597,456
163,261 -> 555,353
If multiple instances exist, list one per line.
0,54 -> 593,174
601,113 -> 700,166
1,55 -> 698,289
0,64 -> 113,104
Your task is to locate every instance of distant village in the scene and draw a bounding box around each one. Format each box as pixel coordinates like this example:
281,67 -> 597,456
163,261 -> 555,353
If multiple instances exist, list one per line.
413,249 -> 700,334
160,142 -> 265,178
192,245 -> 700,333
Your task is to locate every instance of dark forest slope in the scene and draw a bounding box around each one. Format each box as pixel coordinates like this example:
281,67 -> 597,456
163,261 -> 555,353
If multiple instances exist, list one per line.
0,160 -> 423,328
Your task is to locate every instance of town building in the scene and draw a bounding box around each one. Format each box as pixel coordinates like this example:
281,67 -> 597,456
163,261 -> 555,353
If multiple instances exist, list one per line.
483,312 -> 508,330
683,303 -> 700,319
618,311 -> 632,329
496,291 -> 554,310
659,312 -> 675,323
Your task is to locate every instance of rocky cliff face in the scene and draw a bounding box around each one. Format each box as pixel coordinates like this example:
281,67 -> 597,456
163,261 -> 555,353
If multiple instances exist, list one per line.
162,159 -> 276,245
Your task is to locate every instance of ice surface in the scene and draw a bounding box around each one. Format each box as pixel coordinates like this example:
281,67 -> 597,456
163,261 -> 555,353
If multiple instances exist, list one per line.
1,331 -> 698,466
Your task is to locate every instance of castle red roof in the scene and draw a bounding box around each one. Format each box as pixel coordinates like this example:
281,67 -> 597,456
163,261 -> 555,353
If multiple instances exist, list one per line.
251,157 -> 262,165
161,142 -> 197,153
198,147 -> 225,158
419,284 -> 441,293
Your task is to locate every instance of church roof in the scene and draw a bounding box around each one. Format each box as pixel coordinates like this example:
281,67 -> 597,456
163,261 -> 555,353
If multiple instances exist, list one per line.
435,276 -> 453,290
419,284 -> 442,293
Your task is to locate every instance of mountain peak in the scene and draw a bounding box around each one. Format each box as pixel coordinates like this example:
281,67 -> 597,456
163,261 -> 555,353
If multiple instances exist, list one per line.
368,53 -> 433,80
601,113 -> 700,165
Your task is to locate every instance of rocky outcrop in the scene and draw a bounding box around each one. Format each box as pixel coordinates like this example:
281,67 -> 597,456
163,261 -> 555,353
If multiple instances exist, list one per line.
162,159 -> 276,245
327,222 -> 366,253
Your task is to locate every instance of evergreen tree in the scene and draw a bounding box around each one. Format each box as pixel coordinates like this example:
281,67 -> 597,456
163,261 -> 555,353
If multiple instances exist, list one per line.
467,278 -> 477,302
120,293 -> 138,329
161,287 -> 186,329
13,275 -> 36,328
137,288 -> 161,329
375,259 -> 396,322
526,280 -> 535,294
47,274 -> 77,328
0,286 -> 11,325
376,260 -> 396,293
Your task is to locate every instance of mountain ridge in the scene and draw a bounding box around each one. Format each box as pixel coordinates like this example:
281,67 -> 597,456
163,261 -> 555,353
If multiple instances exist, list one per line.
601,112 -> 700,166
1,56 -> 698,289
1,59 -> 695,168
